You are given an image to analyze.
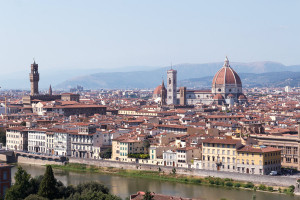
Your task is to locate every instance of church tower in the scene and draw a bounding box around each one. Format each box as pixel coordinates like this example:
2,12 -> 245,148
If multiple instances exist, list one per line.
49,85 -> 52,96
161,79 -> 167,106
167,68 -> 177,105
29,61 -> 39,96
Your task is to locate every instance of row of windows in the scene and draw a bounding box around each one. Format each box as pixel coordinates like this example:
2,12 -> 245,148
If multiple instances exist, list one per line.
6,134 -> 20,138
204,143 -> 235,148
203,156 -> 236,163
203,148 -> 235,156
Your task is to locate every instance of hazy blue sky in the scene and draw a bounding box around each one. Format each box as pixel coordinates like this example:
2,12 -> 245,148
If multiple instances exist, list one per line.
0,0 -> 299,73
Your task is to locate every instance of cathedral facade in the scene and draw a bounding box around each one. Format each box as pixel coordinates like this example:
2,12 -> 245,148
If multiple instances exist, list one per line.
153,57 -> 247,106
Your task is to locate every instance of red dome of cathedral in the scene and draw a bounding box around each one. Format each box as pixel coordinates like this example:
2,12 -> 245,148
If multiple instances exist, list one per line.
212,57 -> 242,86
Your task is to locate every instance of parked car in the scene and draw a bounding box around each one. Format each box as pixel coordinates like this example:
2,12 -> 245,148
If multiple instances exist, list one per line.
269,171 -> 277,176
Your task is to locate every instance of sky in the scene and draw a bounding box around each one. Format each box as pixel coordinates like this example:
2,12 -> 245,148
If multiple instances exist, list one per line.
0,0 -> 299,74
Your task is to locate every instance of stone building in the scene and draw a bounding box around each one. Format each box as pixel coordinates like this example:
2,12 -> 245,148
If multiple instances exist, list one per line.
153,57 -> 247,105
249,122 -> 300,170
202,138 -> 241,172
236,146 -> 281,175
23,61 -> 79,108
6,127 -> 28,151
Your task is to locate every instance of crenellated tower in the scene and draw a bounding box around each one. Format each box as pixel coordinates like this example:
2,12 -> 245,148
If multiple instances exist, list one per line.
29,61 -> 40,96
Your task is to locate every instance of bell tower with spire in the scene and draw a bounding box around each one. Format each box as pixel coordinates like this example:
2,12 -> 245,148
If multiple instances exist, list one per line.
49,85 -> 52,96
161,79 -> 167,106
29,60 -> 39,96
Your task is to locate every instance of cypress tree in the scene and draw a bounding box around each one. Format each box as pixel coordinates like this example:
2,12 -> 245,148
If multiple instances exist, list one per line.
38,165 -> 58,199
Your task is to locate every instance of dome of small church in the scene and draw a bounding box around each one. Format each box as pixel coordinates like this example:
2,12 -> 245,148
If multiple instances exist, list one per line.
238,94 -> 247,100
227,93 -> 234,98
153,85 -> 162,96
213,94 -> 224,100
212,57 -> 242,86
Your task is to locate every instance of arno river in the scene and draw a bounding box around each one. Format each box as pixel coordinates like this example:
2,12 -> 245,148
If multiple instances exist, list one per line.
11,164 -> 300,200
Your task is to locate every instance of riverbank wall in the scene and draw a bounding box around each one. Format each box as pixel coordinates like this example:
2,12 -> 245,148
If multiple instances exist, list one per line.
0,153 -> 64,165
68,157 -> 297,187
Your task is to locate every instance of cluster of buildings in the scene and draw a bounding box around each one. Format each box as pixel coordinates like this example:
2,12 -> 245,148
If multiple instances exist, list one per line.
1,59 -> 300,177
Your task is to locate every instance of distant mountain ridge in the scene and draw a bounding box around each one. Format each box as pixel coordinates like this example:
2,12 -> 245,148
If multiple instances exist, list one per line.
180,71 -> 300,89
55,61 -> 300,89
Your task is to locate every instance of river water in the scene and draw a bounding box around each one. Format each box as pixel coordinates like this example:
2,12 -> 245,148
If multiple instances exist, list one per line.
11,164 -> 300,200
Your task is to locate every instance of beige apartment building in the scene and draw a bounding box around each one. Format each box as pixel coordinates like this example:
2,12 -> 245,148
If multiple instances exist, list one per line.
202,138 -> 241,172
6,127 -> 28,151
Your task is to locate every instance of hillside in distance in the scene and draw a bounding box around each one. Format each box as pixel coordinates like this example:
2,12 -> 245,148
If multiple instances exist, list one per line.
180,71 -> 300,89
56,61 -> 300,90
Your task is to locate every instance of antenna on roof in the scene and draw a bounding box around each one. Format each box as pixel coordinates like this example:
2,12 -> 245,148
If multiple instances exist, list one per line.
171,62 -> 173,69
33,57 -> 36,64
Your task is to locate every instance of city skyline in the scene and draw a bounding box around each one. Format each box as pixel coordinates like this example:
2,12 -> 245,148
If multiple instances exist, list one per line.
0,0 -> 300,74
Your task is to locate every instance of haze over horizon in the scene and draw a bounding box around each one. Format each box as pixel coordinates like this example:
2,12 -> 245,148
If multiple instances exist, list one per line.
1,0 -> 300,74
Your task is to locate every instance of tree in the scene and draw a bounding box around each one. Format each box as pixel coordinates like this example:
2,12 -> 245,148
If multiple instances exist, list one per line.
172,168 -> 176,175
100,148 -> 112,159
143,139 -> 150,153
38,165 -> 58,199
0,128 -> 6,146
5,166 -> 32,200
143,191 -> 154,200
24,194 -> 48,200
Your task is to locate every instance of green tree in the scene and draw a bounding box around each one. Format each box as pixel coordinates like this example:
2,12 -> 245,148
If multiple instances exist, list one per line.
172,168 -> 176,175
0,128 -> 6,146
24,194 -> 48,200
143,191 -> 154,200
38,165 -> 58,199
143,139 -> 150,153
20,121 -> 26,126
5,166 -> 32,200
100,148 -> 112,159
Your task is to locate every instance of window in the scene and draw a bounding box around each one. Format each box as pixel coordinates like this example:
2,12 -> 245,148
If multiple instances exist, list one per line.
227,150 -> 230,155
251,160 -> 254,165
286,147 -> 291,154
3,171 -> 7,180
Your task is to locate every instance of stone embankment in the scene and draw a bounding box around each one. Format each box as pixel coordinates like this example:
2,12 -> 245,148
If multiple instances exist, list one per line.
68,157 -> 297,188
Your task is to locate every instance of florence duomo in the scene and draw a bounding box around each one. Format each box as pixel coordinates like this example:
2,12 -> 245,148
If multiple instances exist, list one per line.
1,1 -> 300,199
153,57 -> 248,106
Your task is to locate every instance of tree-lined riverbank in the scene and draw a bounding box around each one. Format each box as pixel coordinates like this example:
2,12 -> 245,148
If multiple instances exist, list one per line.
51,163 -> 295,196
12,164 -> 300,200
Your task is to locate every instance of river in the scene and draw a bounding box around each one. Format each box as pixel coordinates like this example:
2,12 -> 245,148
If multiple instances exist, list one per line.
11,164 -> 300,200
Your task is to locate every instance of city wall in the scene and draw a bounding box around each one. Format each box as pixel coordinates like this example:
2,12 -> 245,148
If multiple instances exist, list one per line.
69,158 -> 297,187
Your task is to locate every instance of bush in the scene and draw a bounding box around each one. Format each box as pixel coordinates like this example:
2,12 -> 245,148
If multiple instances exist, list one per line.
224,178 -> 233,181
284,185 -> 295,194
128,153 -> 150,159
209,180 -> 215,185
267,187 -> 273,192
194,179 -> 202,184
278,188 -> 281,193
258,184 -> 266,191
225,182 -> 233,187
243,182 -> 254,188
234,183 -> 241,188
215,178 -> 224,186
